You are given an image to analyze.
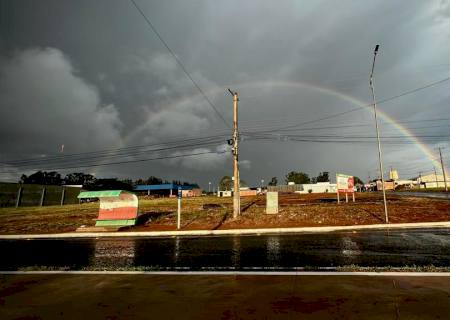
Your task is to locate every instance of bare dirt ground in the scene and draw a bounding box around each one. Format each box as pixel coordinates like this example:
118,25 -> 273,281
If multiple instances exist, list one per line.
0,192 -> 449,235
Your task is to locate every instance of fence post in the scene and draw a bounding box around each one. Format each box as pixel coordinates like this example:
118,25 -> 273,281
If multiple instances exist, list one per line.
60,187 -> 66,206
15,187 -> 23,208
40,187 -> 46,207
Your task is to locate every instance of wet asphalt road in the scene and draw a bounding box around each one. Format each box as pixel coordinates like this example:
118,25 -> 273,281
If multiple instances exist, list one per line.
1,228 -> 450,271
3,274 -> 450,319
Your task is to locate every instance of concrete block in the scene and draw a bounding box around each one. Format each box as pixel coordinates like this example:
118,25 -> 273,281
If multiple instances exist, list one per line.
266,192 -> 279,214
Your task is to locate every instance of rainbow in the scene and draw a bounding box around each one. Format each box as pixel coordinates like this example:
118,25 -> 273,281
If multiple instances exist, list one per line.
119,80 -> 446,177
239,80 -> 445,175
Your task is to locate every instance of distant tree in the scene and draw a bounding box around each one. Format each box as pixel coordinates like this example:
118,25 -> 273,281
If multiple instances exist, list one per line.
86,178 -> 133,191
121,178 -> 133,185
218,176 -> 246,190
315,172 -> 329,183
20,171 -> 62,185
147,176 -> 163,185
134,176 -> 198,187
64,172 -> 95,186
285,171 -> 310,184
354,176 -> 364,185
268,177 -> 278,186
134,178 -> 146,185
219,176 -> 233,190
172,180 -> 182,186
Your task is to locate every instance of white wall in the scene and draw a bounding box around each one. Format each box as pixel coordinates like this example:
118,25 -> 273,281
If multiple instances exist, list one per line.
295,182 -> 337,194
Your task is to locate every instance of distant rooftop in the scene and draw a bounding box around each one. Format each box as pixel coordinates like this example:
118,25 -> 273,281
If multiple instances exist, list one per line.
134,183 -> 194,191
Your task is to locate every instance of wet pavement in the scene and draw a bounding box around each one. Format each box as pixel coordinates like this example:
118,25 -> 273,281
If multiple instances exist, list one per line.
2,228 -> 450,270
2,274 -> 450,319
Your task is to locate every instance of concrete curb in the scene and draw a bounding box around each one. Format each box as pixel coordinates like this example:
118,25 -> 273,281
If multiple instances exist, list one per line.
1,271 -> 450,276
1,221 -> 450,239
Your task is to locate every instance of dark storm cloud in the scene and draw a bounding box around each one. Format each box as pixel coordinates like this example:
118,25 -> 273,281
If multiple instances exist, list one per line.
0,0 -> 449,185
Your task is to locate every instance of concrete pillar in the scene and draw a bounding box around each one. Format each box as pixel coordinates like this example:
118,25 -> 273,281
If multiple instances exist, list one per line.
266,192 -> 278,214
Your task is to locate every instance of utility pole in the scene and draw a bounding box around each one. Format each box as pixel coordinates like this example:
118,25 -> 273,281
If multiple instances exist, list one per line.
228,89 -> 240,218
438,147 -> 448,191
369,44 -> 389,223
434,166 -> 438,188
418,172 -> 422,189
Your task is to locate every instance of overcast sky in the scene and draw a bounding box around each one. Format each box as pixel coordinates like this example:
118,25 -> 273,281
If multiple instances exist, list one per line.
0,0 -> 449,187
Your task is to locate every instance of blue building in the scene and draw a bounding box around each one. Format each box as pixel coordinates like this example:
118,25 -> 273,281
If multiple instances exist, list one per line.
134,184 -> 194,197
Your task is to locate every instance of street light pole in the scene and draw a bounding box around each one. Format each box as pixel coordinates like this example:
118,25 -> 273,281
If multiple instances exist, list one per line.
369,44 -> 389,223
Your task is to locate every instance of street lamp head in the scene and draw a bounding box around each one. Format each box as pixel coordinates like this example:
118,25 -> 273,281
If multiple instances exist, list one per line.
374,44 -> 380,54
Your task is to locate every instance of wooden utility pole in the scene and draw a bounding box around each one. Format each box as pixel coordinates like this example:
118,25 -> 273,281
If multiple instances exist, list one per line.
15,187 -> 23,208
418,172 -> 422,189
60,187 -> 66,206
229,89 -> 240,218
434,166 -> 439,188
438,147 -> 448,192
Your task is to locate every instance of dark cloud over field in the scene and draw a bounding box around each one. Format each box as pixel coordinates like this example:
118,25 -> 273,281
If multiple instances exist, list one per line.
0,0 -> 449,186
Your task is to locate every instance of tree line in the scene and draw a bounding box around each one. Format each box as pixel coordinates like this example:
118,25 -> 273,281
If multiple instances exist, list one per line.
267,171 -> 363,186
19,171 -> 199,191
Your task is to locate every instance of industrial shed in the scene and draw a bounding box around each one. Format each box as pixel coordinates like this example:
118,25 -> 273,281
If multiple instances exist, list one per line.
134,184 -> 200,197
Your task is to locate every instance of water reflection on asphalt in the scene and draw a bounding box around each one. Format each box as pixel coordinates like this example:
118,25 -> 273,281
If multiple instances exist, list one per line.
2,228 -> 450,271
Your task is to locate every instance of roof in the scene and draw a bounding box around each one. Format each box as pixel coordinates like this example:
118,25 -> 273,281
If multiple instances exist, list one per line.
78,190 -> 133,198
134,184 -> 193,191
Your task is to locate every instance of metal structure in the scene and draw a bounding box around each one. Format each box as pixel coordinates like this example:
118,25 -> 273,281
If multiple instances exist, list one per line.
369,44 -> 389,223
78,190 -> 139,227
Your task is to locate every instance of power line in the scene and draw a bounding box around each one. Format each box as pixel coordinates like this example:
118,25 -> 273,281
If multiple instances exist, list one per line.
242,122 -> 450,134
241,134 -> 449,145
376,76 -> 450,105
10,150 -> 228,171
4,75 -> 450,171
248,76 -> 450,134
129,0 -> 230,128
3,139 -> 225,168
3,135 -> 228,166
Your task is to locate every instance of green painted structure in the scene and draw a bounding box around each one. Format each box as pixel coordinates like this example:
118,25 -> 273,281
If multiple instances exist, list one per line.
78,190 -> 139,227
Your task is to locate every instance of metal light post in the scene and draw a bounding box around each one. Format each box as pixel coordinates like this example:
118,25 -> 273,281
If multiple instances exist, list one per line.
369,44 -> 389,223
208,181 -> 211,193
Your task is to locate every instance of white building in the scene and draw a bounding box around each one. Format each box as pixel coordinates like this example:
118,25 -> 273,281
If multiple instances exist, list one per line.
295,182 -> 337,194
416,173 -> 446,188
